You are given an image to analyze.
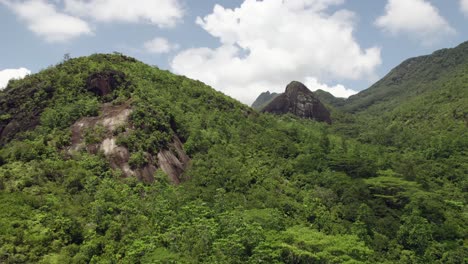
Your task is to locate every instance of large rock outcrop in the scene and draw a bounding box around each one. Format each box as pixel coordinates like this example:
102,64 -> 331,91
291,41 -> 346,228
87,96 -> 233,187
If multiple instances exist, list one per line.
262,81 -> 332,124
69,102 -> 190,184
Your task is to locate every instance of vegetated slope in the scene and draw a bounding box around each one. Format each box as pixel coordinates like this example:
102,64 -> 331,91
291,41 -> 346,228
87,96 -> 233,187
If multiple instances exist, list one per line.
314,89 -> 346,108
329,42 -> 468,158
353,63 -> 468,150
251,91 -> 279,110
0,54 -> 466,263
343,41 -> 468,114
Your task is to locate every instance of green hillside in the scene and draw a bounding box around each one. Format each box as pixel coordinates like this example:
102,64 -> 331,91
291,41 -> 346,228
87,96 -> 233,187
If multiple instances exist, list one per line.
343,41 -> 468,114
0,53 -> 466,263
328,43 -> 468,157
314,89 -> 346,108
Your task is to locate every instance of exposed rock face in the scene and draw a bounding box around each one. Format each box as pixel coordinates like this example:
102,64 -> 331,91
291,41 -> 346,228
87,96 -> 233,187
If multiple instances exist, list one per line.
86,70 -> 125,97
157,137 -> 191,184
262,81 -> 332,124
69,102 -> 190,184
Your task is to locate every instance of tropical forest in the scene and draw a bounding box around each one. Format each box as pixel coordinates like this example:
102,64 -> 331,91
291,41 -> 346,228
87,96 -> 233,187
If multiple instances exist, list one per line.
0,40 -> 467,263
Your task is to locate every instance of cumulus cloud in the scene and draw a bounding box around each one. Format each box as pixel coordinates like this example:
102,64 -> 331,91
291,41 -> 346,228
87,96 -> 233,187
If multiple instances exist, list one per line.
0,68 -> 31,90
171,0 -> 381,104
64,0 -> 184,27
144,37 -> 178,54
1,0 -> 185,42
304,77 -> 357,98
0,0 -> 92,42
461,0 -> 468,16
375,0 -> 455,45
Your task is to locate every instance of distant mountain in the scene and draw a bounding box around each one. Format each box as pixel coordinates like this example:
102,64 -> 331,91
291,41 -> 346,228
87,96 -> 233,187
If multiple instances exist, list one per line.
253,42 -> 468,119
251,41 -> 467,150
262,81 -> 331,124
252,89 -> 346,110
313,89 -> 346,108
251,91 -> 279,110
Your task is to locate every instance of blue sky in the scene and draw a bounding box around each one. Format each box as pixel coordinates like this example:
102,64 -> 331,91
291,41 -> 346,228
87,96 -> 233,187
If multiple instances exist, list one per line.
1,0 -> 467,104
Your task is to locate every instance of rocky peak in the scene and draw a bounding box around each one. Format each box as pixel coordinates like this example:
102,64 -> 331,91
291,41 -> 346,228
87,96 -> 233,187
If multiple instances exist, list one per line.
262,81 -> 331,124
285,81 -> 311,95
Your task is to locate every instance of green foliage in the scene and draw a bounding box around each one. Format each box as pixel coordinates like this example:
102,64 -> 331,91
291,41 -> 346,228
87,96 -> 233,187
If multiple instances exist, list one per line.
128,151 -> 148,169
41,98 -> 100,131
84,125 -> 106,145
251,226 -> 373,263
0,52 -> 466,263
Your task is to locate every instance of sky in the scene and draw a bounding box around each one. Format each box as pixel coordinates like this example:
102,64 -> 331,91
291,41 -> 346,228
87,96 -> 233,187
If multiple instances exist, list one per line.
1,0 -> 467,105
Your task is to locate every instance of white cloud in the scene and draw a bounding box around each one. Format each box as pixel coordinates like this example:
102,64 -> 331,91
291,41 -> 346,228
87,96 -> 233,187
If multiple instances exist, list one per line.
461,0 -> 468,16
1,0 -> 92,42
304,77 -> 357,98
64,0 -> 184,27
375,0 -> 455,45
144,37 -> 178,54
0,68 -> 31,90
171,0 -> 381,104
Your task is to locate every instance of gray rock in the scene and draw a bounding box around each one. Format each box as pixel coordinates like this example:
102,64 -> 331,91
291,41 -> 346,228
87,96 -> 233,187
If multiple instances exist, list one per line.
262,81 -> 331,124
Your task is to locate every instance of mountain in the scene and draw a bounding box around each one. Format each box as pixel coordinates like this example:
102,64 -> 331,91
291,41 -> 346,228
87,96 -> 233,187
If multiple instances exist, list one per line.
251,89 -> 346,110
313,89 -> 346,108
251,91 -> 279,110
261,81 -> 332,124
252,42 -> 468,124
0,53 -> 466,263
333,42 -> 468,152
343,41 -> 468,114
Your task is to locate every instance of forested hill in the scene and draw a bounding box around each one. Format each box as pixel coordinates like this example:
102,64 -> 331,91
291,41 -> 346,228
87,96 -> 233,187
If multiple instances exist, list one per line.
327,42 -> 468,158
314,89 -> 346,108
0,53 -> 466,263
342,41 -> 468,114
